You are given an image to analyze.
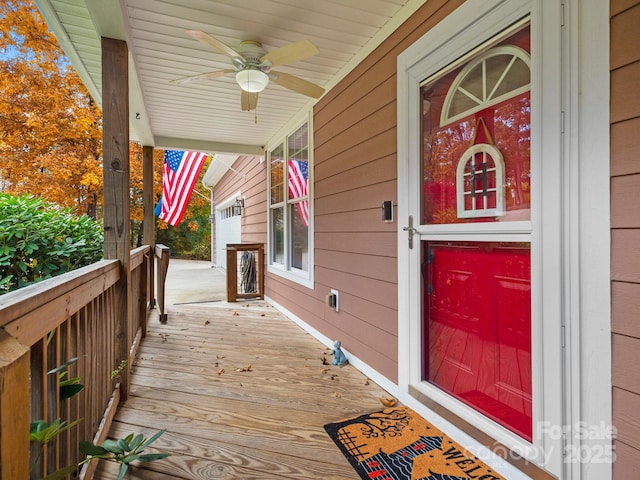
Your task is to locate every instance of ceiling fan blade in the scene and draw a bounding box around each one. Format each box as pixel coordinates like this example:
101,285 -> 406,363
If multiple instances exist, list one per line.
241,90 -> 259,111
260,40 -> 319,67
269,71 -> 325,99
170,69 -> 234,85
186,30 -> 246,65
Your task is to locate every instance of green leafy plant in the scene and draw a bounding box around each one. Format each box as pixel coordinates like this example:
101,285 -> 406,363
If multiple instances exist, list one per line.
79,430 -> 170,480
30,356 -> 84,477
30,418 -> 83,478
155,196 -> 211,260
111,359 -> 127,380
48,357 -> 85,400
0,193 -> 103,294
30,357 -> 170,479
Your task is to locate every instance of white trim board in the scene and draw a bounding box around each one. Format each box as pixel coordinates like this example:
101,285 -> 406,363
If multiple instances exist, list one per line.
564,1 -> 612,479
265,295 -> 532,480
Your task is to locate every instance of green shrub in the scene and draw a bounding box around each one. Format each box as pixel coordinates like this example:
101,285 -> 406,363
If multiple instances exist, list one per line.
0,193 -> 103,294
188,241 -> 211,260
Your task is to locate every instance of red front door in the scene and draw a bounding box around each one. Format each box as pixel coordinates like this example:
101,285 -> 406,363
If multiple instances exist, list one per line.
423,241 -> 532,440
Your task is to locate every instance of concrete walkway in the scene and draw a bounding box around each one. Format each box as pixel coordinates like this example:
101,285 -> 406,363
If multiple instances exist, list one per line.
163,259 -> 227,305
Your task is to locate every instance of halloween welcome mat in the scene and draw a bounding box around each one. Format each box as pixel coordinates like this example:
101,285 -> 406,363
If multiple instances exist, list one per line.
324,406 -> 505,480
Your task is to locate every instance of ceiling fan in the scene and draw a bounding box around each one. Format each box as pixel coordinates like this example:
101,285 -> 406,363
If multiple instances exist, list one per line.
171,30 -> 325,111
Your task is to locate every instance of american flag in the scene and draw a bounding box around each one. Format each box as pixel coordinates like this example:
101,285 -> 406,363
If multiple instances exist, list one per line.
156,150 -> 208,226
288,159 -> 309,226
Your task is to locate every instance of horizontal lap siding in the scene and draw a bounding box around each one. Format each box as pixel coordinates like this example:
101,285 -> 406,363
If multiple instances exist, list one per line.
214,156 -> 267,265
610,1 -> 640,477
219,0 -> 462,384
307,0 -> 463,384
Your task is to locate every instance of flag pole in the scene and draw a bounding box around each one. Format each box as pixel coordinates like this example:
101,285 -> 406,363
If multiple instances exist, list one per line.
191,189 -> 210,201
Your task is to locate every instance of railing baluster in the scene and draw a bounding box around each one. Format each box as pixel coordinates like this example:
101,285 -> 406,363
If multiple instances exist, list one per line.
0,245 -> 156,478
0,330 -> 30,479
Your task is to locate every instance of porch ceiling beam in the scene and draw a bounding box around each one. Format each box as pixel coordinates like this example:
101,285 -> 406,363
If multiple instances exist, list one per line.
84,0 -> 155,146
154,136 -> 265,157
85,0 -> 126,40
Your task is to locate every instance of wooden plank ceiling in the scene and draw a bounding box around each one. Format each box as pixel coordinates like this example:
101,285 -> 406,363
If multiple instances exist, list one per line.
36,0 -> 423,156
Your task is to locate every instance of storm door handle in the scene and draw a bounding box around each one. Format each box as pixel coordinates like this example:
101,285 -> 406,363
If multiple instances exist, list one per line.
402,215 -> 417,249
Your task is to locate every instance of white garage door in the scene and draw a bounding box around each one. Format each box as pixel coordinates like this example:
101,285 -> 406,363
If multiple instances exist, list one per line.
215,197 -> 242,269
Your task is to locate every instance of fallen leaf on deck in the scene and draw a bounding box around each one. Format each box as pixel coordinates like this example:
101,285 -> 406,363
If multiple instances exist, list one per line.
260,313 -> 265,317
204,320 -> 210,326
331,374 -> 338,380
233,311 -> 239,316
320,368 -> 329,374
321,356 -> 329,365
332,392 -> 342,398
216,355 -> 225,359
379,396 -> 397,407
235,365 -> 252,372
364,379 -> 370,386
218,369 -> 225,375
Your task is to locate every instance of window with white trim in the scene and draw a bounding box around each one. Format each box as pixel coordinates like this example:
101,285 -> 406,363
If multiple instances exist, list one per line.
268,121 -> 312,283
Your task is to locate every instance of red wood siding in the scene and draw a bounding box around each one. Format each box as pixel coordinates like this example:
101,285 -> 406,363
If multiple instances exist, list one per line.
610,0 -> 640,477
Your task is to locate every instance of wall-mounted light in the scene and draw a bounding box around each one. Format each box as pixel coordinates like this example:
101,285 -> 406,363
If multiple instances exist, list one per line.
232,198 -> 244,216
236,67 -> 269,93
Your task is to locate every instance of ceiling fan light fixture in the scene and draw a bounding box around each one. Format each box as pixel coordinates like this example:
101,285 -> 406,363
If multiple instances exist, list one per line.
235,68 -> 269,93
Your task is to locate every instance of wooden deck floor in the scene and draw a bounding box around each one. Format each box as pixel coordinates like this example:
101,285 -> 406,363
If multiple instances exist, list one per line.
94,301 -> 391,479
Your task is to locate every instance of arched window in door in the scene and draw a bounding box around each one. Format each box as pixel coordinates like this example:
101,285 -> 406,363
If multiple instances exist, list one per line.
456,143 -> 505,218
441,45 -> 531,126
422,39 -> 531,225
446,45 -> 529,220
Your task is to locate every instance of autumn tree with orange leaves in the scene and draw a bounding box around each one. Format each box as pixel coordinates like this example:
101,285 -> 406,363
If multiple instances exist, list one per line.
0,0 -> 107,217
0,0 -> 165,223
1,0 -> 210,257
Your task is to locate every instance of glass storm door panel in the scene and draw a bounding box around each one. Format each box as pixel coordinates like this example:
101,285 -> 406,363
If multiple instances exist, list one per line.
423,241 -> 532,440
421,27 -> 531,226
419,24 -> 533,441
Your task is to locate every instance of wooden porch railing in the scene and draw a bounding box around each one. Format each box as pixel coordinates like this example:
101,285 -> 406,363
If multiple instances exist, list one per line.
0,244 -> 170,479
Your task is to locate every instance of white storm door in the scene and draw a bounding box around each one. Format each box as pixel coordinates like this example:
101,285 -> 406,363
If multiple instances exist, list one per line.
397,0 -> 567,478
